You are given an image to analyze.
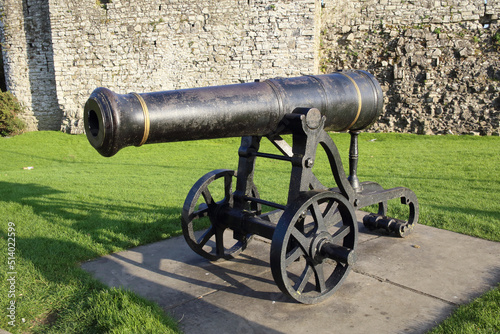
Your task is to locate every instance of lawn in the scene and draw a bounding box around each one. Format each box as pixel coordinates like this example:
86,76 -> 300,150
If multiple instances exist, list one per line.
0,131 -> 499,333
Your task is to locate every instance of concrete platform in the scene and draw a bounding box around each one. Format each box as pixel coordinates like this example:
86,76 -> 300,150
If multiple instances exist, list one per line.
82,213 -> 500,334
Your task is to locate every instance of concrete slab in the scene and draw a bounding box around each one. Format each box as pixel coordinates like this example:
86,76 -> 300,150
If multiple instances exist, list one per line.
82,215 -> 500,334
355,225 -> 500,305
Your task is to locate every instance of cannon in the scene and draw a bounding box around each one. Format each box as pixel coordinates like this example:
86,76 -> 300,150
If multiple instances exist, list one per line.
84,70 -> 418,304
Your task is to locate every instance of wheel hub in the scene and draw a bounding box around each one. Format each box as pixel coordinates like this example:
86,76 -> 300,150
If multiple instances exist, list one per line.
310,231 -> 334,264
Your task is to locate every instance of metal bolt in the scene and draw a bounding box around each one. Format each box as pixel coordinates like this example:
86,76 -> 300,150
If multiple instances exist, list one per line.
305,108 -> 322,129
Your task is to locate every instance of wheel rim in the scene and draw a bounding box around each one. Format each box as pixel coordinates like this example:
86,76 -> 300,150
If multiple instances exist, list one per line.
181,169 -> 259,261
270,190 -> 358,304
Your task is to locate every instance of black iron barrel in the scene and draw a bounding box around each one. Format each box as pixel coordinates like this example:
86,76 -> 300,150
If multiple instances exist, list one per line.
84,70 -> 383,157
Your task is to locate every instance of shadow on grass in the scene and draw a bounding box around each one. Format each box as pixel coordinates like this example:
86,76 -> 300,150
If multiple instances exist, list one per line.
1,181 -> 278,299
426,203 -> 500,223
8,236 -> 180,333
0,181 -> 182,253
0,181 -> 284,333
0,148 -> 181,170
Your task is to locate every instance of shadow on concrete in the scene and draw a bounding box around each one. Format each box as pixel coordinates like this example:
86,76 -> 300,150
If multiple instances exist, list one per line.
82,220 -> 500,334
3,180 -> 499,333
105,242 -> 280,305
0,180 -> 283,332
82,238 -> 286,333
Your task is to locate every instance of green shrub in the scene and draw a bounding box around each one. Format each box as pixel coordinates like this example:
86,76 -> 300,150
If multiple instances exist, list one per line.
0,90 -> 26,136
493,31 -> 500,45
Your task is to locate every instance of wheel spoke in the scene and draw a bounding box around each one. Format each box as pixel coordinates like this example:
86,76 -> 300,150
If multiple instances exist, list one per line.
190,205 -> 209,221
285,246 -> 304,267
215,227 -> 225,257
294,264 -> 313,294
291,227 -> 312,254
271,191 -> 357,303
224,173 -> 233,201
331,225 -> 351,244
201,187 -> 214,207
196,226 -> 215,247
311,201 -> 326,232
323,201 -> 340,227
182,170 -> 253,262
313,262 -> 326,293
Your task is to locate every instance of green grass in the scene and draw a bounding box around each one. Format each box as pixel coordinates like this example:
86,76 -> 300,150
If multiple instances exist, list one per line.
428,284 -> 500,334
0,131 -> 499,333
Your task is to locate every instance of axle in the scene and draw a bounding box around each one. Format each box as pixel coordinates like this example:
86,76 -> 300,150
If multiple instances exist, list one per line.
219,205 -> 356,266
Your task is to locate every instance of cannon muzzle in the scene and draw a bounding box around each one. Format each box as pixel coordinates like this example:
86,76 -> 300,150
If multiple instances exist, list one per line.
84,70 -> 383,157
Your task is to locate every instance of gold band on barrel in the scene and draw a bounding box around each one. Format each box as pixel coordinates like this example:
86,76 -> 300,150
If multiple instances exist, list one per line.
339,72 -> 362,131
131,92 -> 150,146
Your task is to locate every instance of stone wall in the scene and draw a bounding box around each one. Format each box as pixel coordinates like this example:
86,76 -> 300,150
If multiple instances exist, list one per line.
1,0 -> 320,133
1,0 -> 499,135
1,0 -> 35,131
320,0 -> 500,135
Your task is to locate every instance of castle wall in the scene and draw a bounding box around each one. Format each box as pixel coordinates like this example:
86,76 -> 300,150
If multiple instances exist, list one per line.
320,0 -> 500,135
2,0 -> 320,133
0,0 -> 63,130
1,0 -> 33,130
1,0 -> 499,135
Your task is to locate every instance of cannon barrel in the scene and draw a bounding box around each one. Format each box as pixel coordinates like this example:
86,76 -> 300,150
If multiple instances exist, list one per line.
84,70 -> 383,157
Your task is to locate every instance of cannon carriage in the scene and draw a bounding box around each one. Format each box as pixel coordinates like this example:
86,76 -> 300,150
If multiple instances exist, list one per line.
84,70 -> 418,304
